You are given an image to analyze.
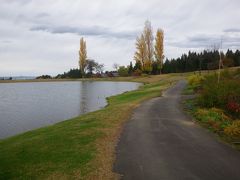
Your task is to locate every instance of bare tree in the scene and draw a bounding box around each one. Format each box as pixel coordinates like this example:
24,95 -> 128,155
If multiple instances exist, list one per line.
86,59 -> 104,74
113,63 -> 120,71
96,63 -> 104,73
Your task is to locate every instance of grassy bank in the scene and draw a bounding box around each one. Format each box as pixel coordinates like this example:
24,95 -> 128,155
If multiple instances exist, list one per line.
0,74 -> 182,179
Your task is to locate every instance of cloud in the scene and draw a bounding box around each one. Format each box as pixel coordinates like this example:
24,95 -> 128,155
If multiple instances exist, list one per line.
0,40 -> 12,44
35,13 -> 49,18
224,28 -> 240,33
30,25 -> 137,39
3,0 -> 33,5
167,32 -> 240,49
0,0 -> 240,76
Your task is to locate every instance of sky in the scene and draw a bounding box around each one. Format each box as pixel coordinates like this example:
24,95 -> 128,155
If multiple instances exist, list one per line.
0,0 -> 240,76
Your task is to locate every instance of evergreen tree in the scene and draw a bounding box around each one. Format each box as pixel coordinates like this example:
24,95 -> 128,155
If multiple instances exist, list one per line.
128,61 -> 133,75
161,49 -> 240,74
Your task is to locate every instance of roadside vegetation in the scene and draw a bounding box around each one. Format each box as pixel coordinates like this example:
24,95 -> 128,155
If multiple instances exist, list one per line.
0,74 -> 182,179
185,68 -> 240,149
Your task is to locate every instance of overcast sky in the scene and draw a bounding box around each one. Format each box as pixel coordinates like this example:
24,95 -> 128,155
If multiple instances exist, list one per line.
0,0 -> 240,76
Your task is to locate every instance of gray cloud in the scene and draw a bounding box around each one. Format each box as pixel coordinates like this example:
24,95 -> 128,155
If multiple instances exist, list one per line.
223,28 -> 240,33
0,0 -> 240,76
0,40 -> 12,44
35,13 -> 50,18
30,25 -> 137,39
168,32 -> 240,49
3,0 -> 32,5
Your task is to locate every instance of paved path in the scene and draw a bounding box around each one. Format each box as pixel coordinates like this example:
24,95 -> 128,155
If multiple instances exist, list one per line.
114,80 -> 240,180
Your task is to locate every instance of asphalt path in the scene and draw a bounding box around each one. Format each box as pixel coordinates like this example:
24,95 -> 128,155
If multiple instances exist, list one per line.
114,80 -> 240,180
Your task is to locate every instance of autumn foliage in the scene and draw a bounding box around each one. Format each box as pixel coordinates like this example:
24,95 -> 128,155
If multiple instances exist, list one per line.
154,29 -> 164,73
134,20 -> 164,74
79,37 -> 87,76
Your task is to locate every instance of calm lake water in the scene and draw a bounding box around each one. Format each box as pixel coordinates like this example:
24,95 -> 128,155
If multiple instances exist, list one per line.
0,81 -> 141,139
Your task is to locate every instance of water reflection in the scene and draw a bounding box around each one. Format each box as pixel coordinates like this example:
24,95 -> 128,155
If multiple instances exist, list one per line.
0,81 -> 141,139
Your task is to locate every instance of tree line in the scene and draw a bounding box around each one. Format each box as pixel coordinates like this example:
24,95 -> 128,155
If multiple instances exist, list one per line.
162,49 -> 240,74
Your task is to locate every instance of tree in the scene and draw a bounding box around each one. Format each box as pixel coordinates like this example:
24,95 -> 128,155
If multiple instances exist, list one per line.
128,61 -> 133,75
85,59 -> 104,75
154,29 -> 164,74
134,34 -> 146,70
113,63 -> 120,71
143,20 -> 154,73
161,49 -> 240,74
133,20 -> 154,74
79,37 -> 87,77
118,66 -> 129,77
36,75 -> 52,79
96,63 -> 104,74
85,59 -> 97,75
133,60 -> 142,71
56,69 -> 82,79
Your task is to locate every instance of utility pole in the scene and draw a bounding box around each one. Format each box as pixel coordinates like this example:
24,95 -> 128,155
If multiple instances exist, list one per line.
217,38 -> 223,84
199,57 -> 202,75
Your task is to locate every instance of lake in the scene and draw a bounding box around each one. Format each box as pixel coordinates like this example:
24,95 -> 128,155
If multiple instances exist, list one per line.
0,81 -> 141,139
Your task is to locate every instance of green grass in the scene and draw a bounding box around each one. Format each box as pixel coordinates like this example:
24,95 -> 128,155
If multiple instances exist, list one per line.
0,74 -> 181,179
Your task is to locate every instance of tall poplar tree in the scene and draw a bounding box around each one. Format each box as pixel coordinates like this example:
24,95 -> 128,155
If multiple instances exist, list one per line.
134,34 -> 146,70
134,20 -> 154,73
143,20 -> 154,73
79,37 -> 87,77
154,29 -> 164,74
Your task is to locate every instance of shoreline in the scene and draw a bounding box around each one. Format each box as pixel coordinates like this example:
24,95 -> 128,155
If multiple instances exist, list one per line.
0,74 -> 182,179
0,77 -> 145,84
0,81 -> 143,140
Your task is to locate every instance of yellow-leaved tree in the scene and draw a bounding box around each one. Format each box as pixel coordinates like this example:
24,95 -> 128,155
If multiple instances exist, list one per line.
134,34 -> 146,70
143,20 -> 154,73
134,20 -> 154,73
154,29 -> 164,74
79,37 -> 87,77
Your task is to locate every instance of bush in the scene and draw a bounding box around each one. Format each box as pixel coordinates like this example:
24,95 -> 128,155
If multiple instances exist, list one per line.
118,66 -> 129,77
188,75 -> 205,86
195,108 -> 231,132
233,68 -> 240,79
224,120 -> 240,140
56,69 -> 82,78
36,75 -> 52,79
132,69 -> 142,76
198,74 -> 240,117
187,75 -> 205,91
227,100 -> 240,114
